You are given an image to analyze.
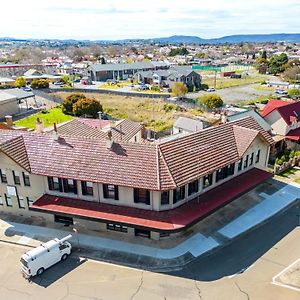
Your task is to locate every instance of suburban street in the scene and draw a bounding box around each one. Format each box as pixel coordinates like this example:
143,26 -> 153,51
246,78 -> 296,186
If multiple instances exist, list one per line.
0,201 -> 299,300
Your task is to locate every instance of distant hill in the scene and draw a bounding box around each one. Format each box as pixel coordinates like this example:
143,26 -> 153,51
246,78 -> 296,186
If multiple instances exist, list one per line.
1,33 -> 300,45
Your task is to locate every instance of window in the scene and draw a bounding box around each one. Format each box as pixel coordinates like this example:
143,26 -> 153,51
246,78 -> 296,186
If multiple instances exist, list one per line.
256,150 -> 261,163
107,223 -> 128,233
81,181 -> 94,196
135,228 -> 150,238
238,158 -> 243,171
5,194 -> 12,207
203,173 -> 213,189
0,195 -> 3,206
12,171 -> 20,185
228,163 -> 235,176
22,172 -> 30,186
173,186 -> 185,204
62,179 -> 77,194
18,196 -> 25,209
134,188 -> 150,205
48,177 -> 77,194
48,177 -> 62,191
244,155 -> 249,168
103,184 -> 119,200
160,191 -> 170,205
27,197 -> 33,207
188,179 -> 199,196
249,153 -> 254,166
0,169 -> 7,183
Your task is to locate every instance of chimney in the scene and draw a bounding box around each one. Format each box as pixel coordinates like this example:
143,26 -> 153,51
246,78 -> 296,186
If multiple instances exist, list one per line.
53,123 -> 59,141
5,116 -> 13,127
106,130 -> 113,149
35,118 -> 44,133
221,111 -> 228,124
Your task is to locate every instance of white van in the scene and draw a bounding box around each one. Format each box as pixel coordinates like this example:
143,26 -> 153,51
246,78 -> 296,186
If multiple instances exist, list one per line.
20,235 -> 72,278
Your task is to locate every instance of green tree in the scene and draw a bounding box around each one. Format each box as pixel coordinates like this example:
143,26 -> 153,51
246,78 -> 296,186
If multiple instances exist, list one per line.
169,48 -> 189,57
172,82 -> 188,97
268,53 -> 288,75
30,79 -> 49,89
61,75 -> 72,86
72,98 -> 103,117
62,93 -> 86,114
199,94 -> 223,108
14,77 -> 26,88
261,50 -> 267,60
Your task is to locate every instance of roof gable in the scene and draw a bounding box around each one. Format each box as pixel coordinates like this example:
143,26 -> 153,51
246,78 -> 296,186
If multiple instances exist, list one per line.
260,99 -> 294,117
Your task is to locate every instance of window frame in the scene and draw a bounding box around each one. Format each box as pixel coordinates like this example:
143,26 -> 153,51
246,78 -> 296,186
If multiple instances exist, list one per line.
12,171 -> 20,185
5,194 -> 12,207
22,172 -> 31,186
160,191 -> 170,206
244,155 -> 249,168
106,223 -> 128,233
0,195 -> 3,206
188,179 -> 199,196
103,184 -> 119,200
27,197 -> 34,207
203,173 -> 213,189
18,196 -> 25,209
134,188 -> 150,205
0,169 -> 7,183
81,181 -> 94,196
249,152 -> 254,166
173,186 -> 185,204
256,149 -> 261,163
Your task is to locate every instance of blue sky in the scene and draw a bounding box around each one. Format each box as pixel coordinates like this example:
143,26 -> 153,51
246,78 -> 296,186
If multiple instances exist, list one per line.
1,0 -> 300,40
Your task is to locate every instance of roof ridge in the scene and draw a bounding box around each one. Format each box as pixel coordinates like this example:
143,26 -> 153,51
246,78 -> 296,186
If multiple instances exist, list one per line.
157,145 -> 176,187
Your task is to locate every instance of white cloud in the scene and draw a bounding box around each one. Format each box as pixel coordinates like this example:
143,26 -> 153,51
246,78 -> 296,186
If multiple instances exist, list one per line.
1,0 -> 299,39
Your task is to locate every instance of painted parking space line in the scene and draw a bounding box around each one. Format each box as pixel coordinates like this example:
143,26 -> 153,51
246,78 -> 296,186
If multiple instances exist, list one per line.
272,258 -> 300,292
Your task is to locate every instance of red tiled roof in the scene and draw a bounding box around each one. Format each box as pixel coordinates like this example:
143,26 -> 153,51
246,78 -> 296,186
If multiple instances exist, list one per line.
56,118 -> 144,142
0,116 -> 273,191
30,168 -> 272,231
260,99 -> 294,117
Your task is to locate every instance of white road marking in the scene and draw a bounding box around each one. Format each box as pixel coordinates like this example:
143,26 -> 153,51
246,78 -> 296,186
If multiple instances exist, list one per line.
272,257 -> 300,292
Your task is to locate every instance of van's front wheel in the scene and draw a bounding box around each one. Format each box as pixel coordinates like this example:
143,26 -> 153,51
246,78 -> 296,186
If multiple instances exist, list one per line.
61,253 -> 68,261
37,267 -> 44,276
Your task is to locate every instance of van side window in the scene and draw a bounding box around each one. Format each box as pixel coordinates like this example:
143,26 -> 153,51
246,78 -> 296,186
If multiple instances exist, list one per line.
59,244 -> 68,250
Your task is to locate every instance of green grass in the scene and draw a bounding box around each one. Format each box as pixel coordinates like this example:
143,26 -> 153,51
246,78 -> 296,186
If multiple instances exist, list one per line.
279,168 -> 297,178
294,177 -> 300,183
240,94 -> 273,105
202,75 -> 267,89
253,85 -> 275,92
15,107 -> 74,129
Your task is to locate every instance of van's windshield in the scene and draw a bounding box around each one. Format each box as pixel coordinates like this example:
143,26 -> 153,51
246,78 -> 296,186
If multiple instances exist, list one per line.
20,257 -> 28,267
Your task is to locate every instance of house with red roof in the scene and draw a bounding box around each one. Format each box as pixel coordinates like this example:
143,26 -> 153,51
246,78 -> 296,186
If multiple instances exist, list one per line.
0,116 -> 273,240
260,99 -> 300,153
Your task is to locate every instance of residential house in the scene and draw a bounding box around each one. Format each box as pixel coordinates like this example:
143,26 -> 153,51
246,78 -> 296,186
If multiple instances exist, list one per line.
0,117 -> 273,240
136,66 -> 202,90
260,99 -> 300,153
88,61 -> 168,82
0,92 -> 18,118
172,116 -> 207,134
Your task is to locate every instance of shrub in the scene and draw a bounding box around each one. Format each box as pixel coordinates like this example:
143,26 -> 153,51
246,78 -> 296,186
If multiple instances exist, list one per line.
30,79 -> 49,89
14,77 -> 26,88
72,98 -> 103,117
163,103 -> 177,112
172,82 -> 188,97
200,83 -> 209,90
62,93 -> 86,114
198,94 -> 224,108
151,85 -> 160,92
288,89 -> 300,98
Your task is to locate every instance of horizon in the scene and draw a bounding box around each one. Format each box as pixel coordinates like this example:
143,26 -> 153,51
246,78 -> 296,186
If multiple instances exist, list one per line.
1,0 -> 300,40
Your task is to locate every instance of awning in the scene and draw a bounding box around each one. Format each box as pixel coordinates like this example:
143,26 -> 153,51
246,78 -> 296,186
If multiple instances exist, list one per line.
285,128 -> 300,141
30,168 -> 272,232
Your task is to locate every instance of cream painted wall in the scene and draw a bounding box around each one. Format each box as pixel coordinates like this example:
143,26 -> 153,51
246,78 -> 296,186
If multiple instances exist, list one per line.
264,110 -> 288,135
0,99 -> 19,118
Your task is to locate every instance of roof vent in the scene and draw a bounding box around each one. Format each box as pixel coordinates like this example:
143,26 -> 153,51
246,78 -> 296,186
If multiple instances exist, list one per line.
106,130 -> 113,149
36,118 -> 44,133
53,123 -> 59,141
5,115 -> 13,127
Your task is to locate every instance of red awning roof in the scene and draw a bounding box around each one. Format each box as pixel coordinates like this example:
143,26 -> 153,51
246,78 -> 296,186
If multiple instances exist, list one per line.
30,168 -> 272,232
285,127 -> 300,141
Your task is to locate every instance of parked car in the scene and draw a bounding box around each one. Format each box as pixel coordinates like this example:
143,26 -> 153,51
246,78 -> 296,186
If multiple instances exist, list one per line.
138,85 -> 149,91
275,89 -> 288,95
53,81 -> 64,86
206,88 -> 216,92
22,86 -> 32,92
20,235 -> 72,278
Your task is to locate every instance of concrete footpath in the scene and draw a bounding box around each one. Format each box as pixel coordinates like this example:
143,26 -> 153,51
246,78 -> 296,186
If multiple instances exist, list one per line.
0,181 -> 299,271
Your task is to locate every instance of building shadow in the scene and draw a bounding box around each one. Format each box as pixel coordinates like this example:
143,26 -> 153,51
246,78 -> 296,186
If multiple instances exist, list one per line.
30,254 -> 87,288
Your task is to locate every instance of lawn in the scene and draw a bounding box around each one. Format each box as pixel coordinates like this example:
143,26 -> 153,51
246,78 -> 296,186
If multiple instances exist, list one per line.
15,107 -> 74,129
279,168 -> 297,178
53,92 -> 206,131
202,75 -> 267,89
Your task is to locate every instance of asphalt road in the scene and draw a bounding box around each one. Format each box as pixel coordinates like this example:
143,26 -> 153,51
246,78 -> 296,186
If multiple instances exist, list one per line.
1,201 -> 299,299
169,199 -> 300,281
